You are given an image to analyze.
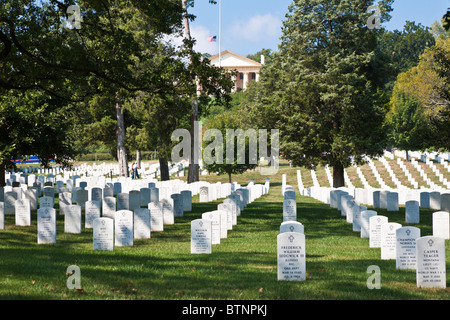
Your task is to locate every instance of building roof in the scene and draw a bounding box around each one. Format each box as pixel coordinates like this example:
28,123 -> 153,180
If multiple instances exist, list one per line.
209,50 -> 262,69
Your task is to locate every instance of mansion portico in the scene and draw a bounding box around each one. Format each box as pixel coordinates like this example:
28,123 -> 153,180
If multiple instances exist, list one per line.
209,50 -> 263,92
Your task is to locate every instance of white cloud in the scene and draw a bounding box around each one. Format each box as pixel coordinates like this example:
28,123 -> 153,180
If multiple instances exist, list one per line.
191,25 -> 218,55
229,13 -> 281,42
162,25 -> 218,56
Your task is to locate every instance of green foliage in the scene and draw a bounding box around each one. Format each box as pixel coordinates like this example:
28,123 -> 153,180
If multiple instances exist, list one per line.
251,0 -> 392,187
385,92 -> 431,151
0,89 -> 76,169
387,37 -> 450,152
247,48 -> 274,65
377,21 -> 436,94
203,109 -> 258,182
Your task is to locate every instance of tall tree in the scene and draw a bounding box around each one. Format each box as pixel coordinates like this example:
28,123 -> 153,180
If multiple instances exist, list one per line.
203,108 -> 258,183
0,0 -> 186,178
251,0 -> 393,188
0,89 -> 76,186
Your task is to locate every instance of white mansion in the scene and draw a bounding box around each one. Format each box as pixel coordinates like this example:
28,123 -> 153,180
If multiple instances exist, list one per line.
209,50 -> 263,92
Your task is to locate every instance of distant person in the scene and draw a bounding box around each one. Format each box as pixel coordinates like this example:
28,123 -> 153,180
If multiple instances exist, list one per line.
132,162 -> 140,179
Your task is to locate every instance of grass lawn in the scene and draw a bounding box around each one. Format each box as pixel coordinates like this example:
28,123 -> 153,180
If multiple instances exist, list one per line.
0,163 -> 449,301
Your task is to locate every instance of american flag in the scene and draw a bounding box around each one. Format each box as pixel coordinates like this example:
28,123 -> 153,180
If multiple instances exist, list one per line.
207,36 -> 217,42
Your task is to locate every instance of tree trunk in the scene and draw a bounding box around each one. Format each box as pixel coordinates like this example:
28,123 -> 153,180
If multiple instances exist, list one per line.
0,161 -> 6,187
188,104 -> 199,183
182,0 -> 200,184
228,172 -> 232,184
332,162 -> 345,188
136,149 -> 141,168
115,92 -> 129,177
159,157 -> 170,181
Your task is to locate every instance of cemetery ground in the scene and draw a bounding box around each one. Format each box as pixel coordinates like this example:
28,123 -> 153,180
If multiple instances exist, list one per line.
0,161 -> 449,300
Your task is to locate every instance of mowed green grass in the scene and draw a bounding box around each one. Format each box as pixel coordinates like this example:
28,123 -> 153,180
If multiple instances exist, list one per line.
0,165 -> 449,300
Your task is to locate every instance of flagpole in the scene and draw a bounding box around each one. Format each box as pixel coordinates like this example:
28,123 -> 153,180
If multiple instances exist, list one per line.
219,0 -> 222,68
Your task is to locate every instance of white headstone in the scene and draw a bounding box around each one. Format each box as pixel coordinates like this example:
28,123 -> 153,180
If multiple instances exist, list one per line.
161,198 -> 174,225
217,204 -> 233,229
91,187 -> 103,202
139,188 -> 151,207
102,197 -> 116,219
129,190 -> 140,211
37,207 -> 56,244
113,182 -> 122,195
416,236 -> 446,288
150,188 -> 159,203
134,208 -> 151,239
284,190 -> 295,200
15,199 -> 31,226
432,211 -> 449,239
373,190 -> 380,208
380,190 -> 389,209
352,205 -> 367,232
277,232 -> 306,281
85,200 -> 101,229
441,193 -> 450,212
65,205 -> 82,234
148,202 -> 163,232
420,192 -> 430,208
181,190 -> 192,212
5,191 -> 17,215
369,215 -> 388,248
116,193 -> 130,211
114,210 -> 134,246
171,193 -> 184,217
280,221 -> 304,234
387,192 -> 399,211
429,192 -> 441,210
76,189 -> 88,210
25,188 -> 38,211
360,210 -> 377,238
93,217 -> 114,251
283,199 -> 297,222
59,192 -> 72,215
202,211 -> 221,245
381,222 -> 402,260
40,196 -> 54,209
396,226 -> 420,270
191,219 -> 212,254
103,187 -> 114,198
405,200 -> 420,224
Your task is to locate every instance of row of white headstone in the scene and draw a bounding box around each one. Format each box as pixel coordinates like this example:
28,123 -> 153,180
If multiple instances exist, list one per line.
0,174 -> 243,251
10,160 -> 179,180
278,186 -> 306,281
296,164 -> 450,211
334,189 -> 448,288
190,178 -> 270,254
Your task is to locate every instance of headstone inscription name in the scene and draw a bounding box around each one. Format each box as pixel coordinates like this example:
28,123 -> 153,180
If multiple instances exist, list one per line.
416,236 -> 446,288
369,215 -> 388,248
396,226 -> 420,270
115,210 -> 134,247
283,199 -> 297,222
15,199 -> 31,226
37,207 -> 56,244
381,222 -> 402,260
277,232 -> 306,281
191,219 -> 212,254
93,217 -> 114,251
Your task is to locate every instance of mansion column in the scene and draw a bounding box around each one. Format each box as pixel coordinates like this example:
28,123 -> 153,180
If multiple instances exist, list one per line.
243,72 -> 249,90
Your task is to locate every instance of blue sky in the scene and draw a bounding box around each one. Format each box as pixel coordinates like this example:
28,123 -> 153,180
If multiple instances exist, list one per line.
188,0 -> 450,57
